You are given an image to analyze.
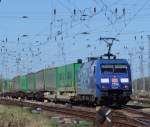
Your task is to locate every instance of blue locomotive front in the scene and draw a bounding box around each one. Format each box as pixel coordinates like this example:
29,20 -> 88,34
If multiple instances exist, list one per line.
96,59 -> 132,105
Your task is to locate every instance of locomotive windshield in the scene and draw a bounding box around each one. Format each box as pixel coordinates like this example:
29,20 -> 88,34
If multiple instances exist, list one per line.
101,65 -> 113,74
101,64 -> 128,74
114,65 -> 127,73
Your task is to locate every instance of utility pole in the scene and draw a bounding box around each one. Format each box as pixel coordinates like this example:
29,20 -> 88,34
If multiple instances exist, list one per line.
128,52 -> 134,93
0,40 -> 4,93
16,53 -> 21,76
139,46 -> 145,92
128,52 -> 133,73
147,35 -> 150,93
147,35 -> 150,77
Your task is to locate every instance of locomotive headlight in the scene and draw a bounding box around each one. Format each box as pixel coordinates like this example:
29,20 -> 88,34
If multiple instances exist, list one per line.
120,78 -> 129,83
101,78 -> 109,83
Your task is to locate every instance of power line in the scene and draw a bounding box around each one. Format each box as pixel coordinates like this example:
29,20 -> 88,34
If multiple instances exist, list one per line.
115,0 -> 150,37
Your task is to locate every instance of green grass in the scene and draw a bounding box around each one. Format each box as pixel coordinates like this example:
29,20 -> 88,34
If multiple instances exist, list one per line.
0,105 -> 94,127
70,121 -> 94,127
0,105 -> 52,127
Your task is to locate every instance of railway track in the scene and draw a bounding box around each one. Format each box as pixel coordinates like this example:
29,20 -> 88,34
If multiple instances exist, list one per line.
123,106 -> 150,119
132,96 -> 150,104
0,97 -> 150,127
0,97 -> 95,121
112,106 -> 150,127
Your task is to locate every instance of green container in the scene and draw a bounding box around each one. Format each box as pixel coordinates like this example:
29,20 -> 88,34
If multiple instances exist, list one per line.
20,76 -> 28,92
3,80 -> 8,92
56,63 -> 81,92
8,80 -> 13,92
35,70 -> 44,91
56,65 -> 66,90
44,68 -> 56,91
74,64 -> 81,91
3,80 -> 13,92
27,73 -> 36,91
13,76 -> 20,91
66,64 -> 75,87
0,80 -> 3,92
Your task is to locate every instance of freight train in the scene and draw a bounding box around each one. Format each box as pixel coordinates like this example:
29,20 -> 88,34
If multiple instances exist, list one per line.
0,55 -> 132,106
0,40 -> 132,106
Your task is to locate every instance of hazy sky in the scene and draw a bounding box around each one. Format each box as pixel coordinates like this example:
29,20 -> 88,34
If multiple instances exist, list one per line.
0,0 -> 150,79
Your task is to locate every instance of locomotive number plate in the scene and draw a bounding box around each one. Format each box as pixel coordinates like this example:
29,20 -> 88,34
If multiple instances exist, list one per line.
112,78 -> 118,83
112,78 -> 119,88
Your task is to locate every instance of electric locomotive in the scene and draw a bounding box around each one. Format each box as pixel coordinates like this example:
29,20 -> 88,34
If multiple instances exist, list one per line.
97,58 -> 132,105
77,40 -> 132,106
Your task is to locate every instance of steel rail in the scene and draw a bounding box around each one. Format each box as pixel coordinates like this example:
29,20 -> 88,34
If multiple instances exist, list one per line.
112,107 -> 150,127
0,98 -> 96,121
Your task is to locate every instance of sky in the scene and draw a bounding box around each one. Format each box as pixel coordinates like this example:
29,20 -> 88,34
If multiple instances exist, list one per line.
0,0 -> 150,79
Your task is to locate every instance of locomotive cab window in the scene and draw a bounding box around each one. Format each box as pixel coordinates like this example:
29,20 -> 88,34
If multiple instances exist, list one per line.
101,65 -> 113,74
114,65 -> 127,74
101,64 -> 128,74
